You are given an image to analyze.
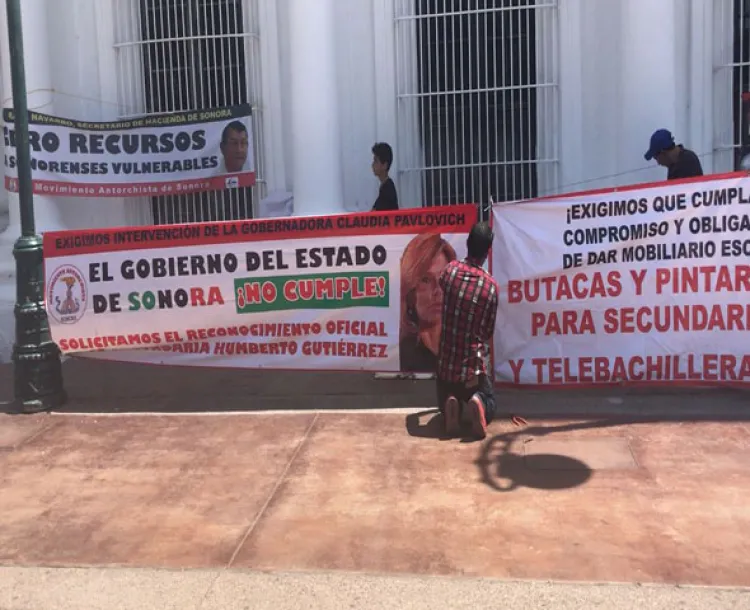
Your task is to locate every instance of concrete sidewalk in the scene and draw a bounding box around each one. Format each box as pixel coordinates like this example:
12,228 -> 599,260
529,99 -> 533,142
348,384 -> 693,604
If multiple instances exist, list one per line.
1,567 -> 748,610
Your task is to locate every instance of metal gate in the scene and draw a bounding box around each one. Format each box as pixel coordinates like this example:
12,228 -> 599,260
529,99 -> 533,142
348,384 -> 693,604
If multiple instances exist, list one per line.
113,0 -> 264,225
714,0 -> 750,171
394,0 -> 559,216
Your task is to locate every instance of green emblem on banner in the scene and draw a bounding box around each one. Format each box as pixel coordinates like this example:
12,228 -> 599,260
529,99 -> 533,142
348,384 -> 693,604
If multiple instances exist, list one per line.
234,271 -> 389,313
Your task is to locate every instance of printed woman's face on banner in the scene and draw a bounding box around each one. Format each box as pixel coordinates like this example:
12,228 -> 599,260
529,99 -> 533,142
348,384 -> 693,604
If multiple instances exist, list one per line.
413,250 -> 449,327
400,234 -> 458,333
398,232 -> 462,373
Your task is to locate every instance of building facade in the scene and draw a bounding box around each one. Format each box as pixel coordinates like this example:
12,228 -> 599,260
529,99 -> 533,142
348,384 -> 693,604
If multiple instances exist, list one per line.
0,0 -> 746,360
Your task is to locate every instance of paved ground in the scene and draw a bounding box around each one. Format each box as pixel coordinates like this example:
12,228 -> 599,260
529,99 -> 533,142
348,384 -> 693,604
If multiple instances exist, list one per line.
1,359 -> 750,608
1,409 -> 749,584
1,567 -> 748,610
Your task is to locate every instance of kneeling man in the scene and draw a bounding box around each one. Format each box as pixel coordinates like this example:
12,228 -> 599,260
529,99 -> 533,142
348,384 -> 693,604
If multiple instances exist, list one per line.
437,221 -> 499,439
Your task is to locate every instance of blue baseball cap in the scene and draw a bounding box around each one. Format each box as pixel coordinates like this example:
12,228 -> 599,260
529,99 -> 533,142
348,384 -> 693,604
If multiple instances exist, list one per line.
644,129 -> 675,161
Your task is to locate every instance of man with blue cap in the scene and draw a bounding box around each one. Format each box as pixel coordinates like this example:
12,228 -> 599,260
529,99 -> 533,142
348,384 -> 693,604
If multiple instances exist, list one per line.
644,129 -> 703,180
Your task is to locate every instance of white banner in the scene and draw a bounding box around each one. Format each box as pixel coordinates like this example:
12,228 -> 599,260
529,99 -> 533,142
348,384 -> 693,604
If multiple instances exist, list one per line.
3,105 -> 255,197
492,174 -> 750,386
43,206 -> 474,372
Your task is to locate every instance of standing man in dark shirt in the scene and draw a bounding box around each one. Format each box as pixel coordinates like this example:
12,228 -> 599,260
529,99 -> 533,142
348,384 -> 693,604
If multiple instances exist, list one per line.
437,222 -> 499,440
644,129 -> 703,180
371,142 -> 399,211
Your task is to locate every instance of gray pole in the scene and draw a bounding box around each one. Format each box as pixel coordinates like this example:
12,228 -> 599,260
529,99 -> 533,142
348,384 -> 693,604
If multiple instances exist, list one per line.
6,0 -> 65,412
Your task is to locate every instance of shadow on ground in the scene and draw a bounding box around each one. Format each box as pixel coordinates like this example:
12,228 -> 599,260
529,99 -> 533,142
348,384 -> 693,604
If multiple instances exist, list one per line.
473,420 -> 634,492
406,412 -> 750,493
2,357 -> 750,418
0,357 -> 436,413
407,409 -> 594,491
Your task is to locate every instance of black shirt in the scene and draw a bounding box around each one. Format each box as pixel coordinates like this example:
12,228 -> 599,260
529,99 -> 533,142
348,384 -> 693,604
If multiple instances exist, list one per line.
667,146 -> 703,180
372,177 -> 399,212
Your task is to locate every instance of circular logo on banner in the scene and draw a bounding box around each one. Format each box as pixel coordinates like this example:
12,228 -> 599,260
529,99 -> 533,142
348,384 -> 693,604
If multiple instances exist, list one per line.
47,264 -> 87,325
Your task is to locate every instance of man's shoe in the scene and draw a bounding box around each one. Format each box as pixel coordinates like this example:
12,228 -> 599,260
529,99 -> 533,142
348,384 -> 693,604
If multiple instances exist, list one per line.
444,395 -> 460,437
467,394 -> 488,439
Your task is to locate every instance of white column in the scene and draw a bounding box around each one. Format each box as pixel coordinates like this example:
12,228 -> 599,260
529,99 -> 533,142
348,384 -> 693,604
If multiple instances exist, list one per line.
288,0 -> 345,216
619,0 -> 685,184
258,0 -> 287,195
388,0 -> 422,210
556,0 -> 583,195
712,0 -> 735,173
688,0 -> 716,175
536,0 -> 565,196
0,0 -> 66,240
336,0 -> 378,212
0,0 -> 67,361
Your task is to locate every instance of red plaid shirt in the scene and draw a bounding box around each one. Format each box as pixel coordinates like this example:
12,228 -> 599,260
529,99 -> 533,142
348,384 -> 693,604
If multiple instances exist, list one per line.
437,258 -> 499,383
